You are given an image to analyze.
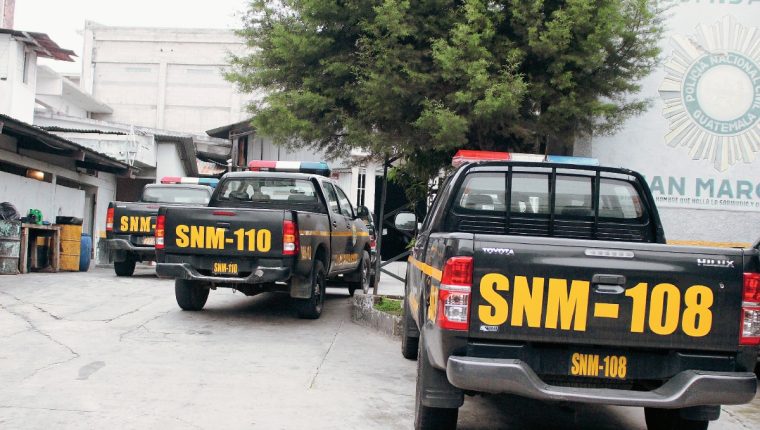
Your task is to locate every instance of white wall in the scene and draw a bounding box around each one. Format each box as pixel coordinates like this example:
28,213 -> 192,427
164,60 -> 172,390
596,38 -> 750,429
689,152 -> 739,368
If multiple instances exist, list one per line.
0,135 -> 117,258
0,34 -> 36,123
586,2 -> 760,245
82,23 -> 256,134
155,142 -> 187,180
0,170 -> 84,220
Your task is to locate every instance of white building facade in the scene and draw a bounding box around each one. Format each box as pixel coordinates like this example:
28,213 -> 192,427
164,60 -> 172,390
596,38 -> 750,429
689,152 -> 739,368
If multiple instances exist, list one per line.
580,1 -> 760,246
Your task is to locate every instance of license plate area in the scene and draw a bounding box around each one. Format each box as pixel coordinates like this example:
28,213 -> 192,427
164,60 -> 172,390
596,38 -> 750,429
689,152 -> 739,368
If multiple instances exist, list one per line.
137,236 -> 156,246
569,352 -> 628,379
212,262 -> 239,276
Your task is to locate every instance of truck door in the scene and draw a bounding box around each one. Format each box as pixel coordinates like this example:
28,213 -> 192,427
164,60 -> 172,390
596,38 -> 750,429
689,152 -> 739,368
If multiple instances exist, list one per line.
334,185 -> 362,271
322,182 -> 352,273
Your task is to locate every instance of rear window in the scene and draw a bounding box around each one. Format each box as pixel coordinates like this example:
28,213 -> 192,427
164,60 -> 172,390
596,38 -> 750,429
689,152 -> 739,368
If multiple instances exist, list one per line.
454,172 -> 644,220
216,178 -> 318,203
454,173 -> 506,212
599,179 -> 644,219
142,186 -> 211,204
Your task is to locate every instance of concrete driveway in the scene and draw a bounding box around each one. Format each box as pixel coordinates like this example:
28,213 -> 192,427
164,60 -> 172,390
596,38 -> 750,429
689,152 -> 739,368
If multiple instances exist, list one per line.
0,267 -> 757,429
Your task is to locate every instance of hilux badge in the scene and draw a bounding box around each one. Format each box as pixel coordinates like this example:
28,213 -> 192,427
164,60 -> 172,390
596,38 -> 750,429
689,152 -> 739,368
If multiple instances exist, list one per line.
697,258 -> 734,268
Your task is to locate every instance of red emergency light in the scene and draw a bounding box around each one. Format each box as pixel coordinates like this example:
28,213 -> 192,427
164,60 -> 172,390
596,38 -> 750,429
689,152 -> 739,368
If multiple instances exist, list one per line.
452,150 -> 511,167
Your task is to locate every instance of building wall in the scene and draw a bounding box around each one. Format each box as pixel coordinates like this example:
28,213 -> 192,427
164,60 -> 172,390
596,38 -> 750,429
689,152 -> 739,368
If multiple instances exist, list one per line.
0,34 -> 36,123
82,22 -> 255,134
155,142 -> 187,180
0,133 -> 117,259
585,2 -> 760,245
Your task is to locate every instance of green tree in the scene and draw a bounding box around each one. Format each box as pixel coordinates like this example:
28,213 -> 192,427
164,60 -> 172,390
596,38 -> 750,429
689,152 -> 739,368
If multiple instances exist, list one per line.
227,0 -> 663,204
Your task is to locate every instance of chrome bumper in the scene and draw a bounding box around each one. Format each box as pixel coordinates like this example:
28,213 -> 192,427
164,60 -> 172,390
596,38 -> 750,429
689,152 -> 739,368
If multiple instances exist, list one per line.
446,357 -> 757,408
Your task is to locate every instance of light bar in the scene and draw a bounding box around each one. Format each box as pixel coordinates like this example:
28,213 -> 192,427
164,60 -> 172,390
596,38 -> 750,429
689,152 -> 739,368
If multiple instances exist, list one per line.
451,150 -> 599,167
546,155 -> 600,166
160,177 -> 219,188
248,160 -> 331,177
452,150 -> 511,167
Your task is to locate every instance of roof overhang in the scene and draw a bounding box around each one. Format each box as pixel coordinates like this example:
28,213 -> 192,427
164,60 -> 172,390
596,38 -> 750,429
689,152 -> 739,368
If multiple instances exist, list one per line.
154,134 -> 199,177
0,113 -> 130,175
206,119 -> 253,139
0,28 -> 76,62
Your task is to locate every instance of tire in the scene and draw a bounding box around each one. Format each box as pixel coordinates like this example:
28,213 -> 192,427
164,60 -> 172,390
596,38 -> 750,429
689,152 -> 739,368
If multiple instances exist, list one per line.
401,295 -> 419,360
414,332 -> 458,430
645,408 -> 709,430
348,251 -> 371,296
297,260 -> 326,319
114,257 -> 136,277
175,279 -> 209,311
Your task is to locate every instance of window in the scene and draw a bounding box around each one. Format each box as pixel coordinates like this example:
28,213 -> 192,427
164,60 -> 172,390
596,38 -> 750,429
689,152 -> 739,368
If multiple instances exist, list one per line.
511,173 -> 549,214
356,170 -> 366,207
335,186 -> 355,218
142,186 -> 211,204
217,178 -> 317,203
322,182 -> 341,215
599,179 -> 644,219
555,175 -> 593,217
454,173 -> 506,212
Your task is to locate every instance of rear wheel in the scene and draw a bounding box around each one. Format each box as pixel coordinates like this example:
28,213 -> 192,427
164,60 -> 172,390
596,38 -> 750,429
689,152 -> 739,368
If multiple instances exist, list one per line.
414,333 -> 458,430
174,279 -> 209,311
297,260 -> 326,319
401,294 -> 419,360
114,257 -> 136,277
645,408 -> 709,430
348,251 -> 370,296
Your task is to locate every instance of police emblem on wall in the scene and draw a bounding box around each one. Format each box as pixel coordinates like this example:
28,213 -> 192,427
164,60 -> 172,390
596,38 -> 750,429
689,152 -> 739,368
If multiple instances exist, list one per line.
659,16 -> 760,172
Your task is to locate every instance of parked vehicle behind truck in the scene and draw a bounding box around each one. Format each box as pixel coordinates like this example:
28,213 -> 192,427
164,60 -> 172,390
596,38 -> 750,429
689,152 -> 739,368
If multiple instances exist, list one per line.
403,150 -> 759,430
105,177 -> 216,276
155,161 -> 372,319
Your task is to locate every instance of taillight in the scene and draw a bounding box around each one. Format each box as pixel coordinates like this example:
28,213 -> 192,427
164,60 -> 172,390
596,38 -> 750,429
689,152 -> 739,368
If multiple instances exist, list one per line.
436,256 -> 473,331
155,215 -> 166,250
283,219 -> 299,256
106,207 -> 114,232
370,234 -> 377,251
741,273 -> 760,345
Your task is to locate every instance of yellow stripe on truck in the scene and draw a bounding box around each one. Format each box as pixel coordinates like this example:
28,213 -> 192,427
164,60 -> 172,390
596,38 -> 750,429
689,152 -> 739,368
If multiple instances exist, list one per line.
668,240 -> 750,248
408,256 -> 442,281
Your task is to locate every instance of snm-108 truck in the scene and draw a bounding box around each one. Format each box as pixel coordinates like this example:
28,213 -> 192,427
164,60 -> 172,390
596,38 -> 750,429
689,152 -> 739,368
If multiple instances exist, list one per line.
155,161 -> 372,319
403,150 -> 759,430
105,177 -> 216,277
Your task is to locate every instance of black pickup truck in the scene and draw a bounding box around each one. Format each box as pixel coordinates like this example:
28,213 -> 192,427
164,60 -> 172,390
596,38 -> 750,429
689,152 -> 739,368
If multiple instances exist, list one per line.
106,179 -> 215,276
155,168 -> 372,319
403,154 -> 759,430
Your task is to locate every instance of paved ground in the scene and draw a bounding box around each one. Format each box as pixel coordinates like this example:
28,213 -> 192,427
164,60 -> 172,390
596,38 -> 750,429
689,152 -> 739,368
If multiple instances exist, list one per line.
0,267 -> 757,429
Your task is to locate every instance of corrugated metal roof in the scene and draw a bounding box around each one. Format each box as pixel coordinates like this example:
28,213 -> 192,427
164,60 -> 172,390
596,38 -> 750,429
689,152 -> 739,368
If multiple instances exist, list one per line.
0,28 -> 76,62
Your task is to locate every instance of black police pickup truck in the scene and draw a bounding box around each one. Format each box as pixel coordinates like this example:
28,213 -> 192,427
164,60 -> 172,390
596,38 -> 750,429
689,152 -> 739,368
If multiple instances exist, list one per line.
403,151 -> 759,430
155,162 -> 372,319
106,178 -> 216,277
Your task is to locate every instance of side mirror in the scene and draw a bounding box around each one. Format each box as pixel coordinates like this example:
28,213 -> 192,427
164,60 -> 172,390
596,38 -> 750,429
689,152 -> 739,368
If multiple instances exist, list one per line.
394,211 -> 417,232
356,205 -> 370,219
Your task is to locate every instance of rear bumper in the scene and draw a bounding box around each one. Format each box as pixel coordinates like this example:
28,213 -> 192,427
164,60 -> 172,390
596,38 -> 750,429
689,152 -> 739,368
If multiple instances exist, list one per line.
446,356 -> 757,408
156,262 -> 290,284
106,239 -> 155,258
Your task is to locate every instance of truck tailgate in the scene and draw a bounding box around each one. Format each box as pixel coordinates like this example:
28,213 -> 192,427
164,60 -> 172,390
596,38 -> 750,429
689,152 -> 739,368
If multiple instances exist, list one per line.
113,202 -> 160,244
162,206 -> 284,257
470,235 -> 744,352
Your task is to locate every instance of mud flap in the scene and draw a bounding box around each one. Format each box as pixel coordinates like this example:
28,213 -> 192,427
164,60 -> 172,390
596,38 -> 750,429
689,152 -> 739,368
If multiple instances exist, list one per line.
289,274 -> 311,299
420,339 -> 464,409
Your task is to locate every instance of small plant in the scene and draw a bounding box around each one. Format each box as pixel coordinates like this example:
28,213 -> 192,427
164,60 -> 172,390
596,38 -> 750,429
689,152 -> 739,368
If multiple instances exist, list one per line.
374,297 -> 403,316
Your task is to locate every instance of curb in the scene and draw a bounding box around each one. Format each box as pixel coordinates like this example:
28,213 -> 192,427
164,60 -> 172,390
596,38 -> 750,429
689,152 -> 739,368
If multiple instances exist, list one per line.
351,292 -> 403,338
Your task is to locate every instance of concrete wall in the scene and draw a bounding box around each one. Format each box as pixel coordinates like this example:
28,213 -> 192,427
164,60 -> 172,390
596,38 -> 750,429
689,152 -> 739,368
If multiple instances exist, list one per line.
0,34 -> 36,123
0,133 -> 117,259
585,2 -> 760,245
82,22 -> 256,134
155,142 -> 187,180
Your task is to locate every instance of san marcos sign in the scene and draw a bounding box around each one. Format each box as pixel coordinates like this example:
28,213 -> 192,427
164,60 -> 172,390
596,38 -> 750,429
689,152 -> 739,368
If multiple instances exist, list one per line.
659,16 -> 760,172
